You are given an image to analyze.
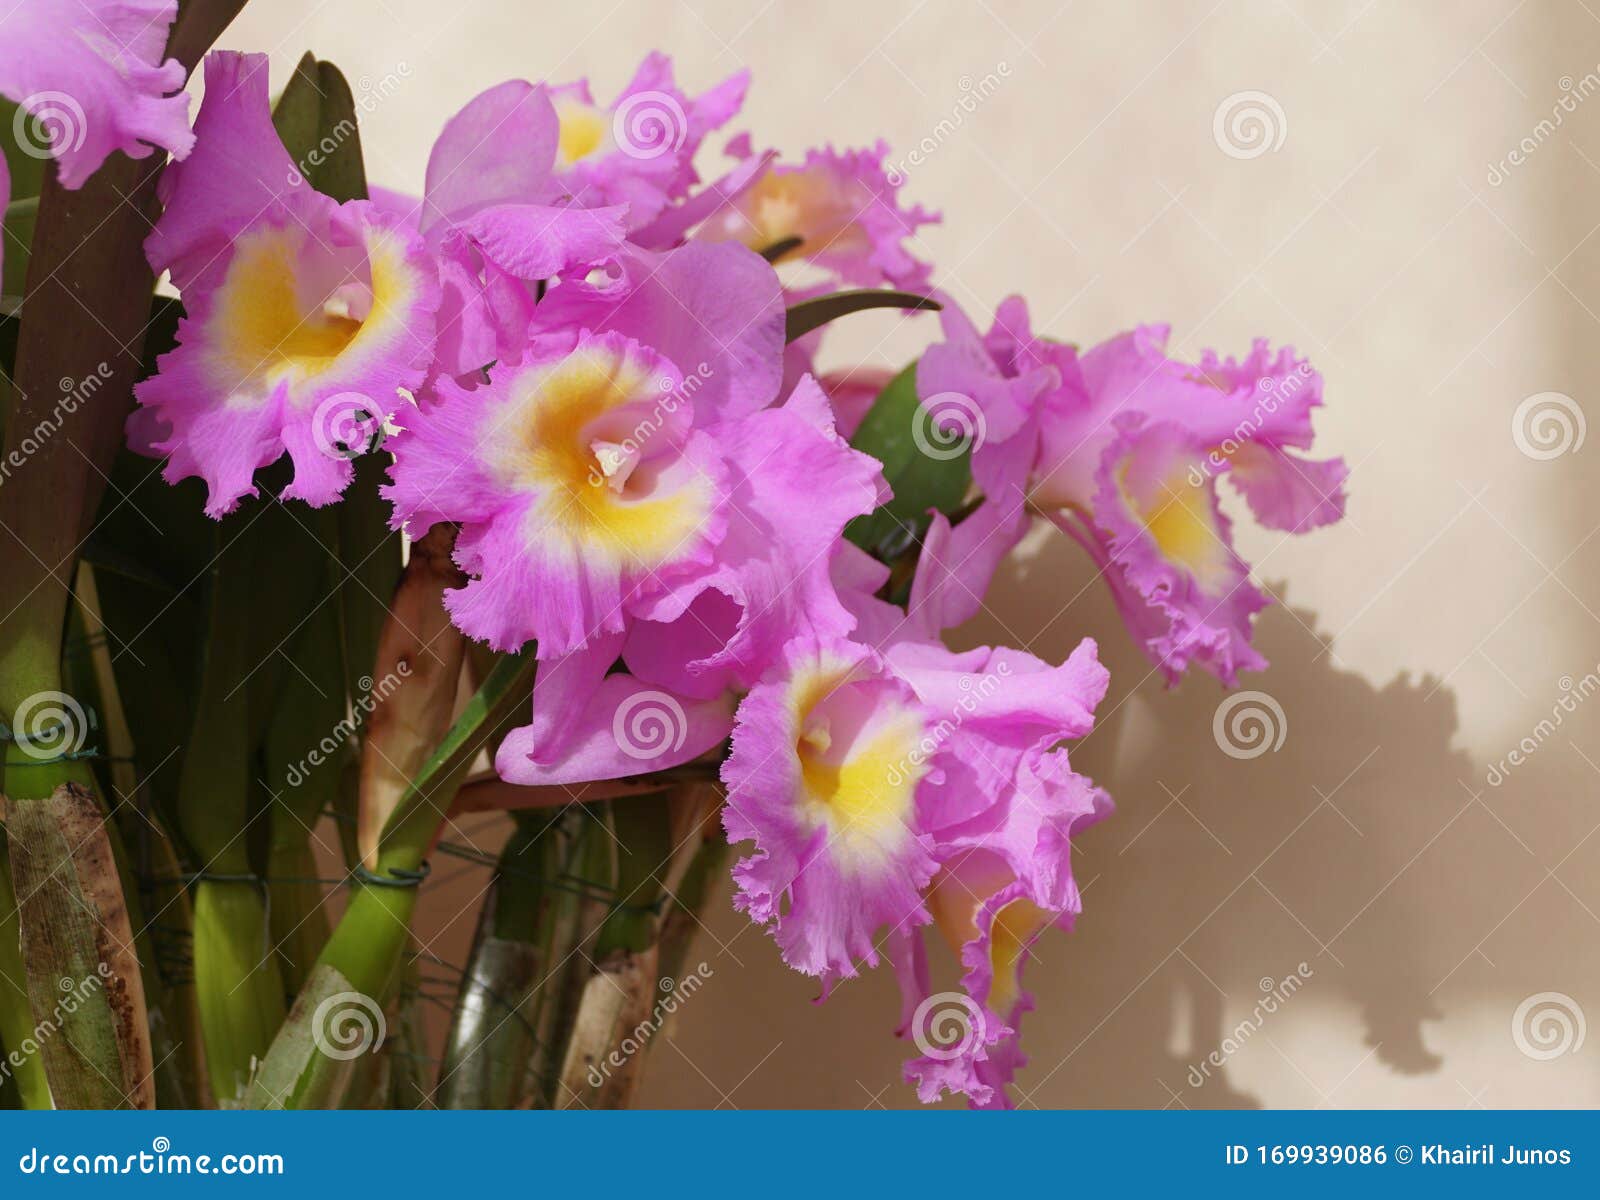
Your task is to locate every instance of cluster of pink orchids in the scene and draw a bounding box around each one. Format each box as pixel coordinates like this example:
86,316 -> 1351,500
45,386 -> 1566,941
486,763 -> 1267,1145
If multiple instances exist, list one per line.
6,2 -> 1345,1108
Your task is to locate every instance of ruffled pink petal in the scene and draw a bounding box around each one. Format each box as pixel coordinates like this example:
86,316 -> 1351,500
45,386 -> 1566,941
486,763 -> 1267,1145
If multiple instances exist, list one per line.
522,633 -> 625,764
495,674 -> 733,786
421,79 -> 560,232
1226,441 -> 1348,532
455,202 -> 627,280
1034,326 -> 1335,509
832,542 -> 903,647
553,55 -> 749,229
903,871 -> 1032,1108
431,231 -> 504,379
902,498 -> 1030,642
919,293 -> 1084,500
1057,419 -> 1270,684
0,0 -> 191,191
385,329 -> 728,655
146,51 -> 301,280
721,635 -> 937,980
532,240 -> 785,422
630,147 -> 775,250
136,198 -> 439,516
627,375 -> 888,686
621,590 -> 746,701
700,143 -> 938,288
433,202 -> 629,369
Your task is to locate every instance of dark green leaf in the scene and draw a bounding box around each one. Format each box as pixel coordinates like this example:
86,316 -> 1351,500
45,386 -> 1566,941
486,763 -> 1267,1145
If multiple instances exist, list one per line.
1,98 -> 46,301
845,362 -> 973,554
271,54 -> 368,204
784,289 -> 939,343
338,454 -> 401,715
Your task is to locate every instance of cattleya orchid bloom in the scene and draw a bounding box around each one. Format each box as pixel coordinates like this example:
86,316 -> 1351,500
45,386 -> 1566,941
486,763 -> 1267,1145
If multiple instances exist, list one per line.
722,633 -> 939,980
403,54 -> 754,378
0,0 -> 194,277
722,506 -> 1112,1105
132,51 -> 439,516
898,851 -> 1068,1109
921,298 -> 1347,684
384,237 -> 788,656
699,141 -> 938,287
386,326 -> 725,655
548,52 -> 748,229
411,78 -> 629,377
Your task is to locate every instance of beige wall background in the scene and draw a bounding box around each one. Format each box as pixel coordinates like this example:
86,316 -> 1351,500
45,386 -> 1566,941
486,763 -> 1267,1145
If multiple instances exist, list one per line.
221,0 -> 1600,1107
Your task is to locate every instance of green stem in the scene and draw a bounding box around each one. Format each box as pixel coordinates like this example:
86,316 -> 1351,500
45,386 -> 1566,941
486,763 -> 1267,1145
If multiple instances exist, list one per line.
248,652 -> 535,1110
317,879 -> 420,1003
267,839 -> 331,999
191,881 -> 286,1106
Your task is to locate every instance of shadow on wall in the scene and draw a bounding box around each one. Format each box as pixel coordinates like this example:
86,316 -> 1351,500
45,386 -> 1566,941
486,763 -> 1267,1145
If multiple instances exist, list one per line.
1019,550 -> 1472,1107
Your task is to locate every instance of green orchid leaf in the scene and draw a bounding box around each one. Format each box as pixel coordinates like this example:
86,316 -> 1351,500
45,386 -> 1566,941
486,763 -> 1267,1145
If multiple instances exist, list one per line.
845,361 -> 973,555
271,54 -> 368,203
784,289 -> 939,343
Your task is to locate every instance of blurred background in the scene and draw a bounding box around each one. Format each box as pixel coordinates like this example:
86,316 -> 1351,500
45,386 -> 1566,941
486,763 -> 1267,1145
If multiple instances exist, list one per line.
216,0 -> 1600,1108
